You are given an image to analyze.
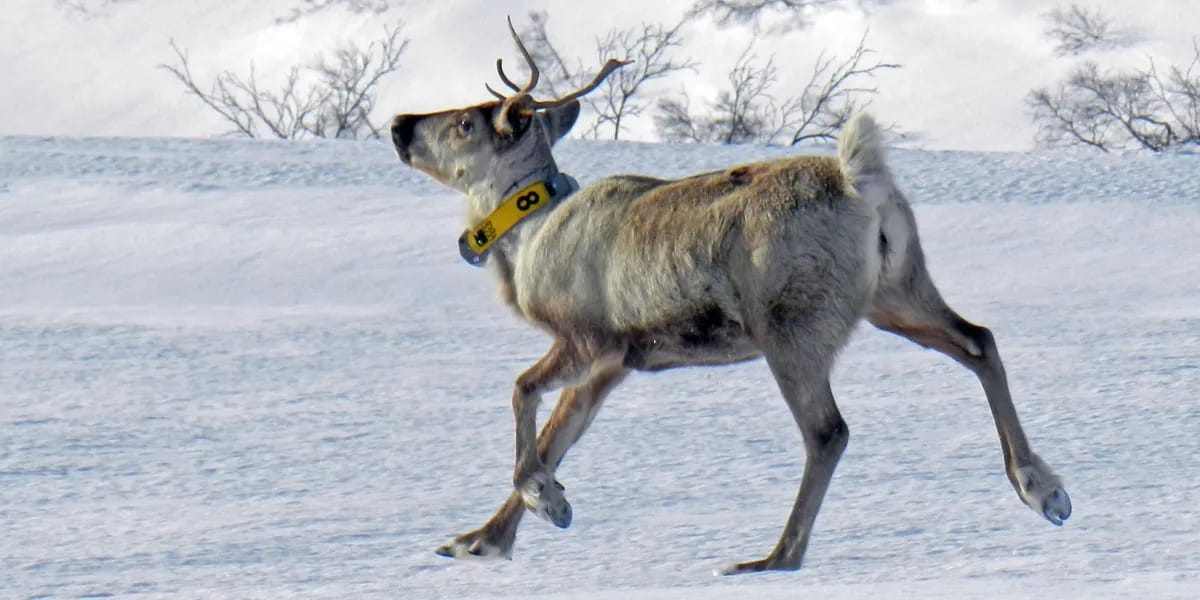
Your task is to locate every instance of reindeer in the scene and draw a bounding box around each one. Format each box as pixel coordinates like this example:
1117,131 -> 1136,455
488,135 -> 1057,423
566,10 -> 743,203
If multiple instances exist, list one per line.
388,19 -> 1071,574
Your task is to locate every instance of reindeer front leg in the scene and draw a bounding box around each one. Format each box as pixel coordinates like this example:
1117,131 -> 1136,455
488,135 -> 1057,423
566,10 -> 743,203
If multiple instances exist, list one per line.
511,339 -> 594,528
436,364 -> 628,559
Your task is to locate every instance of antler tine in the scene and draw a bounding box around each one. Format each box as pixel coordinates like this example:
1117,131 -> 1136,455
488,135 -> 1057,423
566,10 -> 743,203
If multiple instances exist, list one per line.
485,83 -> 507,100
530,58 -> 632,109
494,58 -> 523,93
494,16 -> 543,135
504,15 -> 539,97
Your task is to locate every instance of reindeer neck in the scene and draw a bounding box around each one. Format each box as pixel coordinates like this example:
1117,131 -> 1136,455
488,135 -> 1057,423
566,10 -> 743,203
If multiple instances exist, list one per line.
466,161 -> 561,218
462,161 -> 575,268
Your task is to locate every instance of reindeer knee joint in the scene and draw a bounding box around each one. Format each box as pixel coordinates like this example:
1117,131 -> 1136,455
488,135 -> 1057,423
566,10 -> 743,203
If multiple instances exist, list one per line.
973,326 -> 996,355
516,380 -> 539,397
815,419 -> 849,454
953,318 -> 994,359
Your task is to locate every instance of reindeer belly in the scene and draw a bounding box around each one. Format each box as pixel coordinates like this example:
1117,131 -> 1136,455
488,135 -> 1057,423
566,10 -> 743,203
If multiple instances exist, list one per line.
618,303 -> 760,371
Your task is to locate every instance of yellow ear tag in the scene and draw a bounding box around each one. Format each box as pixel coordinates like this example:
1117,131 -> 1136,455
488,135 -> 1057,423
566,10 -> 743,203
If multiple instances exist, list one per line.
459,180 -> 552,265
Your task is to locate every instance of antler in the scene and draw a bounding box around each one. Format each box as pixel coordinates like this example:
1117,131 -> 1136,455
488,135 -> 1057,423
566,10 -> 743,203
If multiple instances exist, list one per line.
528,58 -> 631,110
489,17 -> 542,130
488,16 -> 632,132
489,58 -> 524,95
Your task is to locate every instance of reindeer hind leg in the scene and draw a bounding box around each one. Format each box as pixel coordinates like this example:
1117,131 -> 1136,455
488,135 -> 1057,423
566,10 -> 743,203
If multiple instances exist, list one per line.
868,260 -> 1071,526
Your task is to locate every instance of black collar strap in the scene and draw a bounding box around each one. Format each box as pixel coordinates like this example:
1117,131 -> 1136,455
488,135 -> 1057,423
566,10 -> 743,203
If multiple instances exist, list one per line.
458,172 -> 579,266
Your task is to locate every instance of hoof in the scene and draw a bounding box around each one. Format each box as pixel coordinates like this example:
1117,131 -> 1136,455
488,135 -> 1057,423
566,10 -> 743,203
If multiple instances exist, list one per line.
1015,455 -> 1071,526
520,472 -> 572,529
1042,486 -> 1072,526
434,530 -> 512,560
715,555 -> 795,576
539,497 -> 572,528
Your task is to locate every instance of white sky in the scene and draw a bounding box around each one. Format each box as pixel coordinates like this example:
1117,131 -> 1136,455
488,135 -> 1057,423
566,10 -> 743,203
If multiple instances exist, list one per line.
2,0 -> 1198,150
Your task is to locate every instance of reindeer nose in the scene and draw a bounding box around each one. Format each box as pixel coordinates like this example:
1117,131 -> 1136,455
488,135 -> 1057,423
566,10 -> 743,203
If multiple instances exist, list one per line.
391,115 -> 417,164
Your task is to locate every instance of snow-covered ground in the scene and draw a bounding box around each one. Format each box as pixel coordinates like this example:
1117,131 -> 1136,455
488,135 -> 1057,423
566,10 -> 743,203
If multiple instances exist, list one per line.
1,133 -> 1198,598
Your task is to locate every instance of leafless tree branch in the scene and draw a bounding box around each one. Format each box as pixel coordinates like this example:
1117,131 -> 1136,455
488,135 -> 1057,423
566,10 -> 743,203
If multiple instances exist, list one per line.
1148,40 -> 1200,144
655,32 -> 898,145
159,40 -> 261,138
275,0 -> 396,25
713,45 -> 778,144
580,20 -> 697,140
687,0 -> 840,33
517,11 -> 578,99
1043,3 -> 1126,56
655,93 -> 704,142
1028,45 -> 1200,152
784,30 -> 900,144
308,22 -> 408,138
159,22 -> 407,139
518,12 -> 696,140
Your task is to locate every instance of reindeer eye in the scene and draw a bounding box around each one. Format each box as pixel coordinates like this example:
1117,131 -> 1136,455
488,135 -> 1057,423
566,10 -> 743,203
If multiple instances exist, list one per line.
456,115 -> 473,136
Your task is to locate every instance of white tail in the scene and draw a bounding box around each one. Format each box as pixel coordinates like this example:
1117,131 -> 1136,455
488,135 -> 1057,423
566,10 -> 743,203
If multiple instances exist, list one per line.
839,112 -> 890,197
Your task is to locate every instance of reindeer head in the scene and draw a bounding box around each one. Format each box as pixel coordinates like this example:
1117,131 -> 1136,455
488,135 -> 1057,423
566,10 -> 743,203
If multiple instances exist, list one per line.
390,18 -> 628,202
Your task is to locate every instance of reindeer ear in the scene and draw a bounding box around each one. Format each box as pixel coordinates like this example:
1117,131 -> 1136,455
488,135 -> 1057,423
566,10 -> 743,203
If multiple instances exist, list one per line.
541,99 -> 580,145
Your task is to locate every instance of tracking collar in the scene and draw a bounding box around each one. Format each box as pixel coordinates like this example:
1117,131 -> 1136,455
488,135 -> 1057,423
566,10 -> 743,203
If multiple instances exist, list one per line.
458,172 -> 579,266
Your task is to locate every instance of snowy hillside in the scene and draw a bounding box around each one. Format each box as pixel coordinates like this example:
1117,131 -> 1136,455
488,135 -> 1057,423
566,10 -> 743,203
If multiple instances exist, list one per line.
2,0 -> 1199,150
1,132 -> 1198,598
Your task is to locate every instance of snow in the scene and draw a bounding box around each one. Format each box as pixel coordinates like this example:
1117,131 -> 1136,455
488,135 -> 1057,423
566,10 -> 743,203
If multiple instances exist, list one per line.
2,2 -> 1199,596
3,0 -> 1200,151
2,132 -> 1198,598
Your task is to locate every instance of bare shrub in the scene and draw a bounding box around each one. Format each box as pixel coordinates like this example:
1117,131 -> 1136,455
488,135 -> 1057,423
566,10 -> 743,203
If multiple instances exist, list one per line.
687,0 -> 892,33
688,0 -> 839,33
159,23 -> 407,140
514,11 -> 576,99
1043,4 -> 1125,56
515,12 -> 695,140
1028,42 -> 1200,152
655,32 -> 898,145
582,22 -> 698,139
655,93 -> 706,143
275,0 -> 396,25
1148,44 -> 1200,145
